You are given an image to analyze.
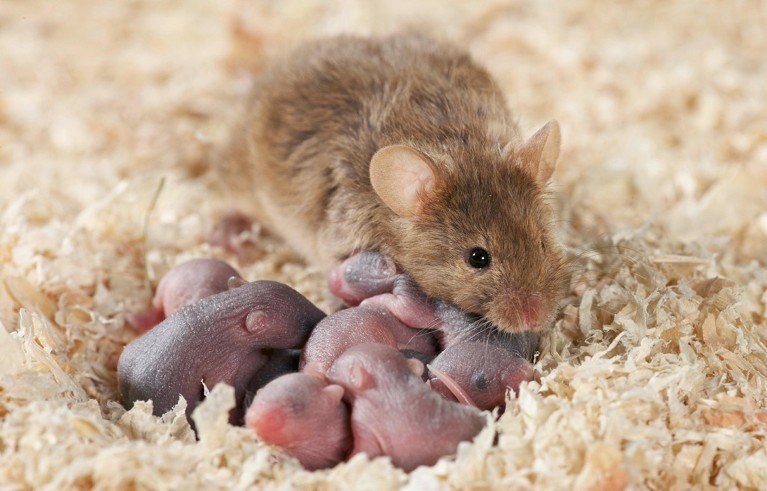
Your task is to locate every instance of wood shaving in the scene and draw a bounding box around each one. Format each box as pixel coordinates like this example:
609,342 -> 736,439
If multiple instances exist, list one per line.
1,0 -> 766,489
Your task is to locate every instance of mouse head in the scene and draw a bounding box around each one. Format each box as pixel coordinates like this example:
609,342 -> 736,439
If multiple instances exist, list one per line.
245,373 -> 345,447
369,121 -> 568,333
329,343 -> 425,396
429,342 -> 536,410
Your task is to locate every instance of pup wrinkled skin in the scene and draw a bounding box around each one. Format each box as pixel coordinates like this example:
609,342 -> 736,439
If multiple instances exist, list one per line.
245,372 -> 351,470
301,305 -> 438,374
126,258 -> 242,332
329,252 -> 539,406
327,343 -> 486,472
118,280 -> 325,422
427,342 -> 535,410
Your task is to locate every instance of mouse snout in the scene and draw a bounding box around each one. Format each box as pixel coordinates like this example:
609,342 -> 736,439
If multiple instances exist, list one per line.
490,290 -> 550,332
245,403 -> 288,442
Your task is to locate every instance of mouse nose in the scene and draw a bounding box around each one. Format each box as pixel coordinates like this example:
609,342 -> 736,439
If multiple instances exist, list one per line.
521,296 -> 546,329
497,290 -> 548,331
245,403 -> 287,443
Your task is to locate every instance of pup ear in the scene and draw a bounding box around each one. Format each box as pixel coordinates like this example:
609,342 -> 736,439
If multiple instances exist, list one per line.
405,358 -> 425,378
321,384 -> 345,402
370,145 -> 438,217
349,363 -> 374,391
514,120 -> 561,184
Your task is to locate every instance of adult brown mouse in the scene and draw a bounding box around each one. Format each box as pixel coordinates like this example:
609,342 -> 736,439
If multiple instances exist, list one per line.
227,34 -> 568,333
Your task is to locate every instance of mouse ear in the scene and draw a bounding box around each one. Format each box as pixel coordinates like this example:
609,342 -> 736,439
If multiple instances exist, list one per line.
405,358 -> 425,378
513,120 -> 561,184
349,362 -> 374,391
321,384 -> 345,402
369,145 -> 438,217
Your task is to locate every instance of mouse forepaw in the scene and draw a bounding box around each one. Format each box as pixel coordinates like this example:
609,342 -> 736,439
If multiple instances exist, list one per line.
125,306 -> 165,333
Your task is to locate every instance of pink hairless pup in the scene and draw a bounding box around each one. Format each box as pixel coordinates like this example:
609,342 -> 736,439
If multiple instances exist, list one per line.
118,250 -> 540,471
118,277 -> 325,423
247,252 -> 539,470
248,343 -> 485,472
327,343 -> 486,471
300,304 -> 438,375
245,372 -> 351,470
126,258 -> 243,332
327,251 -> 539,409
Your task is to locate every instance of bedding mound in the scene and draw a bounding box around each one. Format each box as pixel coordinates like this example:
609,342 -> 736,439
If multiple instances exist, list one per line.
1,0 -> 766,489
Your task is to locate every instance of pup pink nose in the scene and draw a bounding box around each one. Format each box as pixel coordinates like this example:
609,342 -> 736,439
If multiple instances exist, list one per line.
502,359 -> 537,393
245,404 -> 287,443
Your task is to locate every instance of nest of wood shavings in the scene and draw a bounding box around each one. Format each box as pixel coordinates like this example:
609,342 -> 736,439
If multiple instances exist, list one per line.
1,0 -> 766,489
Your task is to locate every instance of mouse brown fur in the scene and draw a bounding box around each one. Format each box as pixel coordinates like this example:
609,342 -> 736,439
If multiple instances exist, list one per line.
226,34 -> 568,333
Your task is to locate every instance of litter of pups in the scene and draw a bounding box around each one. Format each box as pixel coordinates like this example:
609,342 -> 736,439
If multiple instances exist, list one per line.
119,253 -> 536,470
3,1 -> 766,488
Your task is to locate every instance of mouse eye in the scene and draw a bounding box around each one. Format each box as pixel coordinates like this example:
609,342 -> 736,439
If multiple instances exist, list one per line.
471,371 -> 490,390
467,248 -> 491,269
540,239 -> 546,252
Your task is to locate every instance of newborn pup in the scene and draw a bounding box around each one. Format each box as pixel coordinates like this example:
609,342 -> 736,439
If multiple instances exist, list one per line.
427,342 -> 535,410
301,305 -> 438,374
329,252 -> 462,339
329,252 -> 539,360
127,258 -> 242,332
329,252 -> 539,408
327,251 -> 399,307
330,252 -> 447,332
118,280 -> 325,421
245,373 -> 352,470
230,34 -> 568,334
328,344 -> 486,472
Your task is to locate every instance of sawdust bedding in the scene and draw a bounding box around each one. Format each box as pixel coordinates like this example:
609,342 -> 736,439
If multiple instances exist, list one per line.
1,0 -> 766,489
